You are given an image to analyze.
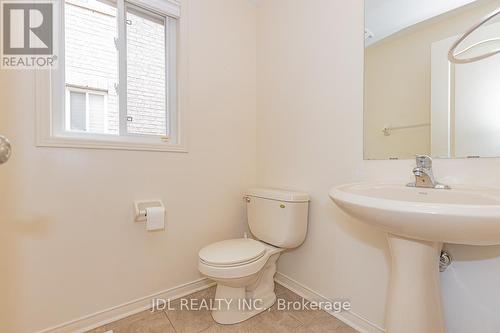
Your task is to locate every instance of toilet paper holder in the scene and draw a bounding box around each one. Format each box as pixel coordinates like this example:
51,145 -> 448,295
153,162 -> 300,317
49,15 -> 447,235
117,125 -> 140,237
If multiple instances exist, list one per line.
134,200 -> 164,222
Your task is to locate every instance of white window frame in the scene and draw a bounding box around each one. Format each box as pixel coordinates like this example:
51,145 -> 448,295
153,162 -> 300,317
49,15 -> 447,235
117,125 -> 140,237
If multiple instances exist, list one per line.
65,85 -> 109,133
35,0 -> 186,152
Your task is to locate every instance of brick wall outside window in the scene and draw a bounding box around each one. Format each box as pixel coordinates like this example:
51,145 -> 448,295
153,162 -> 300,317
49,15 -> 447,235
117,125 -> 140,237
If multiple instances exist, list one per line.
65,0 -> 168,136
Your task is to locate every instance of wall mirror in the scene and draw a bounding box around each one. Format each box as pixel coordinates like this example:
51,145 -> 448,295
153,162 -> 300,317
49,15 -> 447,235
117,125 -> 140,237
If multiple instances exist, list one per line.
364,0 -> 500,159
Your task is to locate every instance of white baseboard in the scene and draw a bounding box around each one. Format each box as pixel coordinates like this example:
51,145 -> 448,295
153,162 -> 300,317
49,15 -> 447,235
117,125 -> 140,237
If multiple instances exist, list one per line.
37,272 -> 383,333
275,272 -> 385,333
38,278 -> 215,333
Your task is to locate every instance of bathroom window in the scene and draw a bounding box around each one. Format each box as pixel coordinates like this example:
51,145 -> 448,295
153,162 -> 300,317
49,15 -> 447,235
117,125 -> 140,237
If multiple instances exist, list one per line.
126,5 -> 167,136
38,0 -> 184,152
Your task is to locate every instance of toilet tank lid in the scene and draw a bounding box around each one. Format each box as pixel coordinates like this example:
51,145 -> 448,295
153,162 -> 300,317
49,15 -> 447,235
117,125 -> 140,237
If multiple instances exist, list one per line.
246,188 -> 309,202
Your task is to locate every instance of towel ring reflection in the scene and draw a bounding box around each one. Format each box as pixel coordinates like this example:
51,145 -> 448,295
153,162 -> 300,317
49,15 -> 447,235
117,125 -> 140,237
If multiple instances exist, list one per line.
448,7 -> 500,64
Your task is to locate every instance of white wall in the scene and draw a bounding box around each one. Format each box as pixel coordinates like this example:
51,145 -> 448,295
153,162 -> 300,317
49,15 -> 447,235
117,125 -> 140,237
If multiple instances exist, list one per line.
0,0 -> 257,332
257,1 -> 500,332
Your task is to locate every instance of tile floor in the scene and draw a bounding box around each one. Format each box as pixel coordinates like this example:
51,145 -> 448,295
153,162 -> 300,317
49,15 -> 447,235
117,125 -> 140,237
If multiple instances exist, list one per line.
87,283 -> 359,333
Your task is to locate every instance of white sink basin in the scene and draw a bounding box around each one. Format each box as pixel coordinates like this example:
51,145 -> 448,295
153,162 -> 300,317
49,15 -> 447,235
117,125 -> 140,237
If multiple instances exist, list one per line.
330,183 -> 500,245
329,182 -> 500,333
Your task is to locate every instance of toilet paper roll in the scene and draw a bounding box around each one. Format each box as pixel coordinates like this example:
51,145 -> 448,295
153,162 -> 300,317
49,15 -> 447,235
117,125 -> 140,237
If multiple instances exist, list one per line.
146,207 -> 165,231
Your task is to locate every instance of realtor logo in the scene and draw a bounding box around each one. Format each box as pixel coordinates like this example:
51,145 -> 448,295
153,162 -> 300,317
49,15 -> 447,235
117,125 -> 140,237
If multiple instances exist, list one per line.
1,1 -> 57,68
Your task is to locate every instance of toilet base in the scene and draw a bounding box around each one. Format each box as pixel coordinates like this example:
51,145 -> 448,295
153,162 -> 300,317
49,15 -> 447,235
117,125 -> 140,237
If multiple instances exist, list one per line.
211,252 -> 280,325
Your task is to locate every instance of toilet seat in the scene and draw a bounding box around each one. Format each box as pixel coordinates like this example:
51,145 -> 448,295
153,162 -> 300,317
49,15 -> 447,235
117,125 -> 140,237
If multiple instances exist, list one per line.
198,239 -> 282,279
199,238 -> 267,267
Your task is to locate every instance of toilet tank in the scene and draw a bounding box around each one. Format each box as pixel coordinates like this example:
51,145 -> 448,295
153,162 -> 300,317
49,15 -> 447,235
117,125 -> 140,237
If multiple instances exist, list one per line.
245,188 -> 309,248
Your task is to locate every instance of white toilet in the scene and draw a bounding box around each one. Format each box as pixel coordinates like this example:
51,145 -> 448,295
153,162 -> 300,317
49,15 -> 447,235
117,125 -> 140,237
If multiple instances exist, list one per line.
198,188 -> 309,324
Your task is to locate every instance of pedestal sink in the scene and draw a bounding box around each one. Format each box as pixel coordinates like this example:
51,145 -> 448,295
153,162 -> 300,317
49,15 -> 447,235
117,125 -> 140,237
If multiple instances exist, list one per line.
329,183 -> 500,333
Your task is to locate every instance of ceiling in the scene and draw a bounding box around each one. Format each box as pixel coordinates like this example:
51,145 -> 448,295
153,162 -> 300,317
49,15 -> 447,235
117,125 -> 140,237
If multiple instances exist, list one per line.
365,0 -> 479,46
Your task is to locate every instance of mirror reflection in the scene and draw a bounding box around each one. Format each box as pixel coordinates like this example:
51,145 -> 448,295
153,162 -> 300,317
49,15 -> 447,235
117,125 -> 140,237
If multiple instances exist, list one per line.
364,0 -> 500,159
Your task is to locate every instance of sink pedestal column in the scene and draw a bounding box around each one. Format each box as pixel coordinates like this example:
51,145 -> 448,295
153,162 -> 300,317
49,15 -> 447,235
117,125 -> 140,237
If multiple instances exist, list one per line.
386,234 -> 445,333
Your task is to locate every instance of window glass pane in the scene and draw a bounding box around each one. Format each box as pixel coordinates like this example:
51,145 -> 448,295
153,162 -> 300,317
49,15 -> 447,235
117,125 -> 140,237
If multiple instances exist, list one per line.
88,94 -> 106,133
65,0 -> 119,134
126,6 -> 167,136
69,91 -> 86,131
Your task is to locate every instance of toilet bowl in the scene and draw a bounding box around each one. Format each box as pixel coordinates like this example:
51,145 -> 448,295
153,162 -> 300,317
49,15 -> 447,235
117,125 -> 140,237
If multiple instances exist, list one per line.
198,188 -> 309,325
199,238 -> 283,324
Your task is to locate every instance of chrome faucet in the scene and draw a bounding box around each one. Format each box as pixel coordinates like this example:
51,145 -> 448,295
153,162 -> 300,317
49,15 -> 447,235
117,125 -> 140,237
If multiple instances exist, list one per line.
407,155 -> 450,189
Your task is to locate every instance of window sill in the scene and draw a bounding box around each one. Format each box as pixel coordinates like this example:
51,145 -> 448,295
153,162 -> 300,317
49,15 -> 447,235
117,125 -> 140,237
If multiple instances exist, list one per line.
36,134 -> 188,153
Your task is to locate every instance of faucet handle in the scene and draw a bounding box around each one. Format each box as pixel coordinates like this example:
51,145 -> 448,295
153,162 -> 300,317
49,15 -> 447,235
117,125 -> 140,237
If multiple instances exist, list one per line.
415,155 -> 432,168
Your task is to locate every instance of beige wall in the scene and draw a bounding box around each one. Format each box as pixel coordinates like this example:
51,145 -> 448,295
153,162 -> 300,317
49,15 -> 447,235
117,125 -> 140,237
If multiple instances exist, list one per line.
365,32 -> 432,159
4,1 -> 500,332
364,0 -> 500,160
256,0 -> 389,329
0,0 -> 257,332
